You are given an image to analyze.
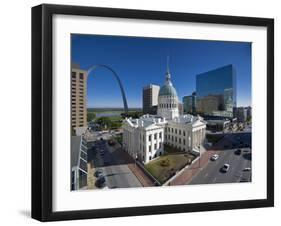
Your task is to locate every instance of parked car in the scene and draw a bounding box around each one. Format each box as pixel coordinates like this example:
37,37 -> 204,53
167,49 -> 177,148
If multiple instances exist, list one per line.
95,176 -> 106,188
243,167 -> 251,171
108,140 -> 115,146
240,178 -> 249,182
235,149 -> 242,155
210,154 -> 219,161
94,170 -> 103,178
220,164 -> 230,173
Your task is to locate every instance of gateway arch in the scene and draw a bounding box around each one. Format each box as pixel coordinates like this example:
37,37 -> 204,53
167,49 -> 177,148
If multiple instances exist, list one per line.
87,64 -> 128,113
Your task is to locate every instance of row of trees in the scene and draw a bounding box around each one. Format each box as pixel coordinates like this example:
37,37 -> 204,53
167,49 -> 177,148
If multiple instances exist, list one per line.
87,111 -> 143,130
95,117 -> 122,130
120,111 -> 143,119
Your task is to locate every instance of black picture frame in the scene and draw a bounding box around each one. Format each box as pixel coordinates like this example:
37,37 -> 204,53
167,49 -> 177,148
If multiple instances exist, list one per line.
32,4 -> 274,222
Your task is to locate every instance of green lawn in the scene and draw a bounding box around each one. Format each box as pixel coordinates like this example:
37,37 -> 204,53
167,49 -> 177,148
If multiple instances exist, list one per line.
144,153 -> 195,184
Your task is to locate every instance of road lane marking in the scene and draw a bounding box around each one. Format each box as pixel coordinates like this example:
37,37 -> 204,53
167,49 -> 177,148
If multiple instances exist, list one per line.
204,173 -> 209,178
213,177 -> 217,182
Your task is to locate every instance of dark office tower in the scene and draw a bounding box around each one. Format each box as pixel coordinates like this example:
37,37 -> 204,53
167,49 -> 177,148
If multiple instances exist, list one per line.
183,91 -> 196,114
196,64 -> 236,118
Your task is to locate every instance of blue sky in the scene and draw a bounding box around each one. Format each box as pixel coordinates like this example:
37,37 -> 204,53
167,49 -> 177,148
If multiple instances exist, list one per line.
71,34 -> 251,108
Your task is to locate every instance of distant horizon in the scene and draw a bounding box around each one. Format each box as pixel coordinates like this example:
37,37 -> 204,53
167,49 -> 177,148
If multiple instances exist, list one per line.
72,34 -> 252,108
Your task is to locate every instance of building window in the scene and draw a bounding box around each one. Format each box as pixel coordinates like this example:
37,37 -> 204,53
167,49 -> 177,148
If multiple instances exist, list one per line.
154,143 -> 157,150
159,132 -> 162,138
171,128 -> 174,133
179,130 -> 181,135
154,133 -> 157,140
183,139 -> 186,145
183,131 -> 186,136
149,135 -> 151,141
179,138 -> 181,144
165,127 -> 167,132
149,156 -> 152,160
79,73 -> 83,79
159,142 -> 162,148
168,135 -> 170,139
171,136 -> 173,141
175,129 -> 177,134
72,72 -> 76,78
149,145 -> 151,152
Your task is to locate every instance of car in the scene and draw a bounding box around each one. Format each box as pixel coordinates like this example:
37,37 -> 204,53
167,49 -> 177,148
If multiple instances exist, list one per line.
235,149 -> 242,155
210,154 -> 219,161
94,170 -> 103,178
102,186 -> 109,190
243,167 -> 251,171
220,164 -> 230,173
95,176 -> 106,188
240,178 -> 249,182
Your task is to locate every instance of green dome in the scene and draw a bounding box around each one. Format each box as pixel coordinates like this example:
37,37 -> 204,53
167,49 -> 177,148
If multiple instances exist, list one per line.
159,84 -> 178,97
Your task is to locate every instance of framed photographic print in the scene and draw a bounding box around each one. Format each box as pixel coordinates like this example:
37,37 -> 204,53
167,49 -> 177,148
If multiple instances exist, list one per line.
32,4 -> 274,221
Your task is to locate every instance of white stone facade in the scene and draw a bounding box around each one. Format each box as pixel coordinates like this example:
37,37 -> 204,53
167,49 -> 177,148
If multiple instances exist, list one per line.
157,95 -> 179,119
122,114 -> 206,164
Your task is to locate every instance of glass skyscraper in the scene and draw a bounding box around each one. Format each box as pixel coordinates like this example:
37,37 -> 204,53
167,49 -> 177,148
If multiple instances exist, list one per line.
196,64 -> 236,118
183,92 -> 196,114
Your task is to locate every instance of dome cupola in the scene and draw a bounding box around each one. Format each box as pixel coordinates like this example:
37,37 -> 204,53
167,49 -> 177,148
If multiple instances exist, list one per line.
157,56 -> 179,120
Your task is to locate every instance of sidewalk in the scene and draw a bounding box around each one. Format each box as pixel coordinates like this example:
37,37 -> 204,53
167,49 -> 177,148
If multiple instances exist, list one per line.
87,161 -> 97,189
169,149 -> 218,185
169,137 -> 228,185
127,163 -> 155,187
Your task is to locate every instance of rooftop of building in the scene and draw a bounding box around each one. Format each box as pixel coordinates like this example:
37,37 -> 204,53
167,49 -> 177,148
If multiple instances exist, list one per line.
71,136 -> 82,168
124,114 -> 205,129
143,84 -> 160,90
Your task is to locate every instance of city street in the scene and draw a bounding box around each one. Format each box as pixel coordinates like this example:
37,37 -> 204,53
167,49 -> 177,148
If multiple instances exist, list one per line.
189,131 -> 252,184
189,148 -> 251,184
88,139 -> 142,189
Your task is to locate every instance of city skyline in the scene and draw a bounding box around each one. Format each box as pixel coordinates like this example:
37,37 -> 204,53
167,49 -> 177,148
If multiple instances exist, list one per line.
72,34 -> 252,108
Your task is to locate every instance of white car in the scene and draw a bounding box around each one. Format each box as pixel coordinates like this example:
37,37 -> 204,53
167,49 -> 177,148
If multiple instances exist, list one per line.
243,167 -> 251,171
210,154 -> 219,161
221,164 -> 230,172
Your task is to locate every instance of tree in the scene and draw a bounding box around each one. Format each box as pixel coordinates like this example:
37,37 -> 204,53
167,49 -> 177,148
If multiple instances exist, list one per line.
121,111 -> 143,119
87,112 -> 96,122
96,117 -> 112,129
